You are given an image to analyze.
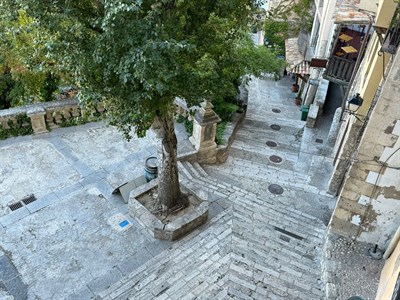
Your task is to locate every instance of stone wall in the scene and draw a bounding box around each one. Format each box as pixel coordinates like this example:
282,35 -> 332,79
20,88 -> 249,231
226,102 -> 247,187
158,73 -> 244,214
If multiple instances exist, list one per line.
329,50 -> 400,249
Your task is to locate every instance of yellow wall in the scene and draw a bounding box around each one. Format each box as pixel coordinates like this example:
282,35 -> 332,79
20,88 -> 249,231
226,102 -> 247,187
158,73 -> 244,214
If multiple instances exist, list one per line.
358,36 -> 391,116
357,0 -> 396,116
375,239 -> 400,299
375,0 -> 397,29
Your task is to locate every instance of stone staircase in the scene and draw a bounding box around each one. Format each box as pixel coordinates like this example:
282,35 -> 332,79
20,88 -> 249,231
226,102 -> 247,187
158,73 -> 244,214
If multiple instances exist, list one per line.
203,111 -> 335,223
96,161 -> 326,300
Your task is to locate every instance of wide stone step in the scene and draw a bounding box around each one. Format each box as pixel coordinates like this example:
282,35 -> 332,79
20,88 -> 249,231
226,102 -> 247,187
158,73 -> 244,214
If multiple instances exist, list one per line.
96,211 -> 232,300
233,134 -> 300,157
232,193 -> 325,237
178,165 -> 324,228
179,173 -> 325,238
229,147 -> 298,173
244,116 -> 304,131
215,157 -> 309,184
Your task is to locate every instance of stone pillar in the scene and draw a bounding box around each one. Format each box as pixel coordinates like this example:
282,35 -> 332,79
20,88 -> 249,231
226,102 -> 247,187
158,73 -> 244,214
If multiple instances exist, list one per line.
189,100 -> 221,164
27,106 -> 48,134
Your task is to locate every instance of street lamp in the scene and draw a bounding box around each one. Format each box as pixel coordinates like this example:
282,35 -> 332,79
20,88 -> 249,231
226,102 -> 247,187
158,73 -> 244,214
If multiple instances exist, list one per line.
345,93 -> 364,121
347,93 -> 363,113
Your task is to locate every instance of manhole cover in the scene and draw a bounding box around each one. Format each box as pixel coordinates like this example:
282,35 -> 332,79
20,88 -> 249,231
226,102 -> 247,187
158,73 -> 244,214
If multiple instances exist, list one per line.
268,184 -> 284,195
272,108 -> 281,113
269,155 -> 283,163
315,138 -> 324,144
266,141 -> 277,147
270,124 -> 281,131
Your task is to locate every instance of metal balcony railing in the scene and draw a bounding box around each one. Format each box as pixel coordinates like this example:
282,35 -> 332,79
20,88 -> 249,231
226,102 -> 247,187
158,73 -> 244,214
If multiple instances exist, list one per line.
381,6 -> 400,54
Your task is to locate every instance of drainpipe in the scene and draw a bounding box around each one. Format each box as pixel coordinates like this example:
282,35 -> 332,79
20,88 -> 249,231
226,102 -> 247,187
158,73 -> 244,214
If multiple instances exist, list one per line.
383,226 -> 400,259
339,19 -> 372,121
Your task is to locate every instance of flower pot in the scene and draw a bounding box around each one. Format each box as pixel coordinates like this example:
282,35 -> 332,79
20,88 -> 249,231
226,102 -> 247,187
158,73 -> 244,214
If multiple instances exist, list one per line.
291,84 -> 299,93
295,97 -> 301,106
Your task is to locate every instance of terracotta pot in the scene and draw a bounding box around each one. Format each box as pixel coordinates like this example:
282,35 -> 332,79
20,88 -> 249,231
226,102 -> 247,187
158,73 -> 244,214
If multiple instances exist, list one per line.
295,97 -> 301,105
291,84 -> 299,93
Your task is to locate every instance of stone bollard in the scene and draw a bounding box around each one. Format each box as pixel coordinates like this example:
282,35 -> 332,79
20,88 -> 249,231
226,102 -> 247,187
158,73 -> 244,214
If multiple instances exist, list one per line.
27,106 -> 48,134
189,100 -> 221,164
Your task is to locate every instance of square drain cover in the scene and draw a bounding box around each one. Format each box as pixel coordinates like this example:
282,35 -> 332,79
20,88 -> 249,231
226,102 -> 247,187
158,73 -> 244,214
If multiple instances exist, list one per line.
108,213 -> 132,232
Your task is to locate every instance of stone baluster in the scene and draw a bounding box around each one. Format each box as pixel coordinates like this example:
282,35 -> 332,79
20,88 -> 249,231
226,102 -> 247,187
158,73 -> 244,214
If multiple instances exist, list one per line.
189,100 -> 221,164
27,106 -> 48,134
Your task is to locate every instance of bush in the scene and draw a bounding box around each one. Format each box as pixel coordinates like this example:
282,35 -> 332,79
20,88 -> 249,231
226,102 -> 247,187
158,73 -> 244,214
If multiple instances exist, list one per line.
215,121 -> 227,145
176,115 -> 193,136
0,114 -> 33,139
0,68 -> 14,110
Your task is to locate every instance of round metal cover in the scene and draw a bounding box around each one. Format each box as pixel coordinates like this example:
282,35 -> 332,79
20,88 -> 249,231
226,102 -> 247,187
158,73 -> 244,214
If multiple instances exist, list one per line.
270,124 -> 281,130
272,108 -> 281,113
266,141 -> 277,147
268,184 -> 284,195
269,155 -> 283,163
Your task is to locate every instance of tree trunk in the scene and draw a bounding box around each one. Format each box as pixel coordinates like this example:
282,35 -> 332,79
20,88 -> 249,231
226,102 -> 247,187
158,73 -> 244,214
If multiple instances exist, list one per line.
153,112 -> 181,211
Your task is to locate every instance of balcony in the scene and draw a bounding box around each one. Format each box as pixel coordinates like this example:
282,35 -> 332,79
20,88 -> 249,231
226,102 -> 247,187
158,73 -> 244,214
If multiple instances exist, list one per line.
381,9 -> 400,54
323,56 -> 355,85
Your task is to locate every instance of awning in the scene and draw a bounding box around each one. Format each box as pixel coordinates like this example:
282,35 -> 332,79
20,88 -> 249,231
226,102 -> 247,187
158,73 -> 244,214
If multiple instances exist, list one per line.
285,38 -> 304,70
290,60 -> 310,75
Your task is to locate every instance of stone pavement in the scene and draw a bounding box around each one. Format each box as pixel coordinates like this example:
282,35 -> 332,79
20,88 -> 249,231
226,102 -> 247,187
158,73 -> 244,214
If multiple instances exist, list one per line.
0,75 -> 383,299
0,122 -> 193,299
97,161 -> 326,299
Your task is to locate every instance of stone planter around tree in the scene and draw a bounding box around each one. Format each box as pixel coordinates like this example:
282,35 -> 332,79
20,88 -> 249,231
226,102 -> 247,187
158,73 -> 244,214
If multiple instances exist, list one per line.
128,179 -> 209,241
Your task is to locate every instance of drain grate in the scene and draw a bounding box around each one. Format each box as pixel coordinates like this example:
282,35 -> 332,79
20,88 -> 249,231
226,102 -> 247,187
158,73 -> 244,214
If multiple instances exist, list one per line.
270,124 -> 281,131
274,226 -> 304,240
9,201 -> 23,211
22,194 -> 37,205
269,155 -> 283,163
268,184 -> 284,195
315,138 -> 324,144
279,235 -> 291,242
266,141 -> 277,147
272,108 -> 281,113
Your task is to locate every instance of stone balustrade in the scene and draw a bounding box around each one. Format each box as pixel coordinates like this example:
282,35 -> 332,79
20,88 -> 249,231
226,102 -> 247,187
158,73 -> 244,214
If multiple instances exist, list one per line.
0,98 -> 104,137
1,95 -> 242,166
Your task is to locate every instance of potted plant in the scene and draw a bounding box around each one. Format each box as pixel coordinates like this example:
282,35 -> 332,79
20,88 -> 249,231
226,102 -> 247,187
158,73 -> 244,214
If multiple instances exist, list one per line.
295,90 -> 302,105
291,83 -> 299,93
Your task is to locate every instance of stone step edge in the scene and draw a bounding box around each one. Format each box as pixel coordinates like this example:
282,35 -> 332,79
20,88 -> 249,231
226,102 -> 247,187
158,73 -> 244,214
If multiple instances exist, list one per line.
180,176 -> 325,236
183,174 -> 324,227
96,209 -> 232,299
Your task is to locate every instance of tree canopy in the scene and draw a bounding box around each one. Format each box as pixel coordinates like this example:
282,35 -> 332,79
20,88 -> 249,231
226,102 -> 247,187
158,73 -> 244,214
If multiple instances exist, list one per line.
264,0 -> 314,53
1,0 -> 284,210
1,0 -> 283,134
0,9 -> 63,107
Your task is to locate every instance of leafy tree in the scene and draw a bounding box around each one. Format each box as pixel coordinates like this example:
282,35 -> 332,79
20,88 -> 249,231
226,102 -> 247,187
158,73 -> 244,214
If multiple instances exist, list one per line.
264,0 -> 314,53
0,10 -> 63,106
3,0 -> 283,211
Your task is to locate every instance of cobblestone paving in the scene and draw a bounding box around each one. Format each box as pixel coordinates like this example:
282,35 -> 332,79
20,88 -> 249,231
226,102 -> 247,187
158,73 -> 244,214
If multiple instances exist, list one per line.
97,160 -> 326,299
1,76 -> 337,299
96,76 -> 334,299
